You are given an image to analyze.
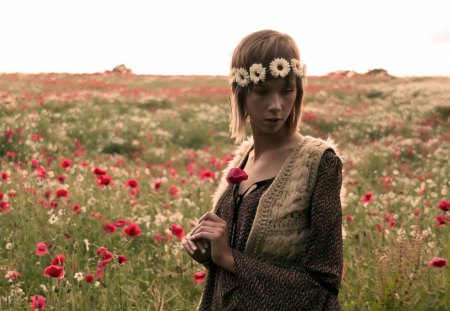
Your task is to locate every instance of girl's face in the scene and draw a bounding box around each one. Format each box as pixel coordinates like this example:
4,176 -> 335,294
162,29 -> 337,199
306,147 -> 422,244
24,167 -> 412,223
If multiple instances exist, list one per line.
245,76 -> 297,137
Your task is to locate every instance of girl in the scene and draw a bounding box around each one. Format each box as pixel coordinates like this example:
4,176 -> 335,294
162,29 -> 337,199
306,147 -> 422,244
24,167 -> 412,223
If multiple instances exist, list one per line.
182,29 -> 343,310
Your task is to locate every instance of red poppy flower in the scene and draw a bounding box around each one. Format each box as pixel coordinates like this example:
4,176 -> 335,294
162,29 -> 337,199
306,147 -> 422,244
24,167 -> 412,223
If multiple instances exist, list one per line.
31,295 -> 46,310
345,215 -> 354,222
361,192 -> 373,204
101,251 -> 113,261
123,222 -> 142,237
154,232 -> 162,243
99,258 -> 112,267
56,189 -> 69,198
7,271 -> 21,282
31,159 -> 40,168
93,167 -> 106,175
72,204 -> 81,214
5,151 -> 16,159
226,168 -> 248,184
428,257 -> 447,268
43,265 -> 65,279
0,192 -> 3,200
5,129 -> 14,137
96,246 -> 108,256
51,254 -> 65,266
438,199 -> 450,212
125,179 -> 139,188
36,242 -> 49,256
1,172 -> 8,181
168,185 -> 180,197
57,175 -> 66,184
114,219 -> 127,227
0,201 -> 11,214
98,174 -> 112,186
61,159 -> 72,170
35,166 -> 47,179
379,176 -> 392,184
199,170 -> 216,180
153,181 -> 162,190
117,255 -> 127,264
171,224 -> 185,240
436,215 -> 450,227
376,223 -> 383,232
31,134 -> 42,141
103,222 -> 116,234
96,265 -> 104,279
194,271 -> 206,283
85,274 -> 94,283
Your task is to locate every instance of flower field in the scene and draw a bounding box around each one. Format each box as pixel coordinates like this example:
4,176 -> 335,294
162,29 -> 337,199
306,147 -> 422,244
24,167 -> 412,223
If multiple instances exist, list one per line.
0,72 -> 449,310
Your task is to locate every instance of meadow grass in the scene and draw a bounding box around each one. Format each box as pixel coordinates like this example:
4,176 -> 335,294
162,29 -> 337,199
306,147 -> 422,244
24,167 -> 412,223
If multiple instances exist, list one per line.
0,73 -> 449,310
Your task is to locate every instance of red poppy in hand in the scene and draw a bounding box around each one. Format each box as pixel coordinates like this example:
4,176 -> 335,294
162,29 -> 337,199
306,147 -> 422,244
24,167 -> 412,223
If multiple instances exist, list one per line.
226,168 -> 248,184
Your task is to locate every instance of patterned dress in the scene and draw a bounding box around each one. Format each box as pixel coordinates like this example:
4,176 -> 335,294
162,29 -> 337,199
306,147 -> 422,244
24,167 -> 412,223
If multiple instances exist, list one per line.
198,149 -> 343,311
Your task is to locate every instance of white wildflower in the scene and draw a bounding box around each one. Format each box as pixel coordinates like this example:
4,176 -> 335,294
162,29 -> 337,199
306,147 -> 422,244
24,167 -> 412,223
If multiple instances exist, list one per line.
48,214 -> 58,224
83,239 -> 90,251
74,272 -> 84,282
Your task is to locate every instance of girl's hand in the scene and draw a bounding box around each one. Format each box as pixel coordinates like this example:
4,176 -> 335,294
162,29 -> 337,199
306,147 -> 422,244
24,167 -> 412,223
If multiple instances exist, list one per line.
189,212 -> 235,273
182,234 -> 211,264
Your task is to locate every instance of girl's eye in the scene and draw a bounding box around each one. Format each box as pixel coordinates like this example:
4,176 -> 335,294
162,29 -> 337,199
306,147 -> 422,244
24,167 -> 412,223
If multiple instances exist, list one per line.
254,89 -> 268,95
283,88 -> 294,94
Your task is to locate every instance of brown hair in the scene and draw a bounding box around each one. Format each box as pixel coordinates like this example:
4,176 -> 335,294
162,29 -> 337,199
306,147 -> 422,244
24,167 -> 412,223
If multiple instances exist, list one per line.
229,29 -> 306,143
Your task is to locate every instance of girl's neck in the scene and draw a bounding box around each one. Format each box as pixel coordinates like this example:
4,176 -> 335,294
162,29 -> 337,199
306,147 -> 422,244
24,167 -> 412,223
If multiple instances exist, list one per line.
251,130 -> 302,161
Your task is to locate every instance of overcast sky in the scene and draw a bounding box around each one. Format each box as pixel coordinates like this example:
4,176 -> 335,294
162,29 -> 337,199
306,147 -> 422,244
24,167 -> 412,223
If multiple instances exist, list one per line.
1,0 -> 449,76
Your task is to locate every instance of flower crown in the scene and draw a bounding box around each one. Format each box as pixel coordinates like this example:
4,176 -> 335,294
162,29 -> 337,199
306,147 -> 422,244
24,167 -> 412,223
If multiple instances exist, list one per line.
229,57 -> 306,87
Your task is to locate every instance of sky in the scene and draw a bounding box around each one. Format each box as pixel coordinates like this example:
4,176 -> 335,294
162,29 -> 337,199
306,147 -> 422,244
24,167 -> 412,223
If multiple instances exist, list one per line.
0,0 -> 449,77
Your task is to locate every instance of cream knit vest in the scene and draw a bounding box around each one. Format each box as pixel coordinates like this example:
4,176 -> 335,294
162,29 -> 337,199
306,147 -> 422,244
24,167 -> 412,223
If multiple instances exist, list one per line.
212,135 -> 340,266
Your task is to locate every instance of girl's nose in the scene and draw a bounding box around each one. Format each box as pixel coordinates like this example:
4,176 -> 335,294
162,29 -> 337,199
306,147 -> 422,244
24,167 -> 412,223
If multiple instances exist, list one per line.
268,94 -> 282,111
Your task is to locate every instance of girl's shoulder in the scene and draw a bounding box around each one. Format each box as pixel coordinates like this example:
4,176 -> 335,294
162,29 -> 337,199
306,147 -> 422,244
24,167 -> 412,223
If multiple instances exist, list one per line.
301,135 -> 344,164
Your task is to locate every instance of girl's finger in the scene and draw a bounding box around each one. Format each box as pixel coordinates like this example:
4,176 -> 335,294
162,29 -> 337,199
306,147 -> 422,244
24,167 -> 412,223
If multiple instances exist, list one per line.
191,230 -> 219,241
198,211 -> 224,223
190,220 -> 220,236
182,237 -> 195,255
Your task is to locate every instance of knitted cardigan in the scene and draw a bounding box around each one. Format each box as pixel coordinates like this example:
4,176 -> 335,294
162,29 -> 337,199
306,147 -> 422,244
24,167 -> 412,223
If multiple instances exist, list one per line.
211,134 -> 341,266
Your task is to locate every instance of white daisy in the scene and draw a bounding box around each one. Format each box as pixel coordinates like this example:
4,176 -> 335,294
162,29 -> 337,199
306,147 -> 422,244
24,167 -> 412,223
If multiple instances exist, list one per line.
249,63 -> 266,85
229,68 -> 237,85
269,58 -> 290,78
74,272 -> 84,282
234,67 -> 250,87
291,59 -> 303,78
